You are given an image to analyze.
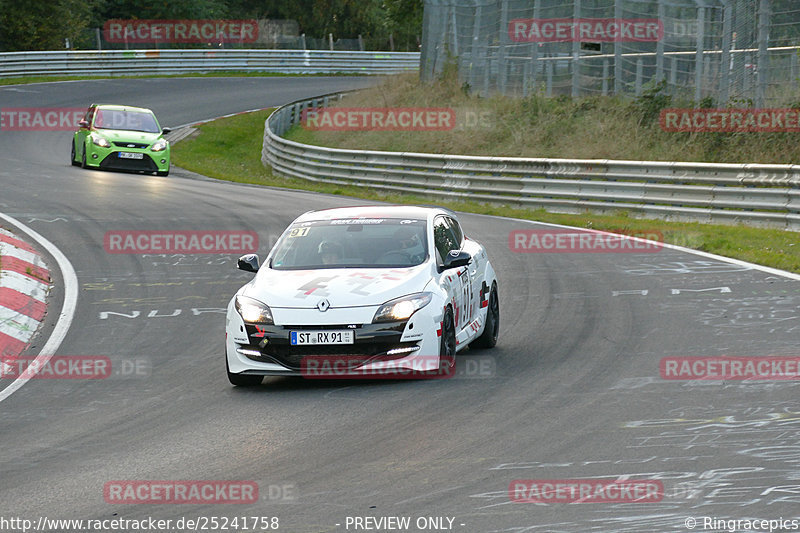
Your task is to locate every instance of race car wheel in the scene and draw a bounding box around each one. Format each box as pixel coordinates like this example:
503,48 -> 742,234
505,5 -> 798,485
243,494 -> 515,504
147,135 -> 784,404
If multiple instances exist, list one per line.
156,170 -> 169,177
70,141 -> 80,166
226,358 -> 263,387
440,307 -> 456,357
474,282 -> 499,348
81,146 -> 88,169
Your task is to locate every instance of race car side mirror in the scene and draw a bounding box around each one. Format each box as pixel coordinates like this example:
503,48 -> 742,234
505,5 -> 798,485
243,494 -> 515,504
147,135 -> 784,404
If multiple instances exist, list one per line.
161,127 -> 171,134
78,119 -> 89,129
442,250 -> 471,270
237,254 -> 260,273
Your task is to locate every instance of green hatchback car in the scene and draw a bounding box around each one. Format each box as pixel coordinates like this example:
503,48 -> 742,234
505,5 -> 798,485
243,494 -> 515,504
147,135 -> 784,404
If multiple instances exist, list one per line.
71,104 -> 171,176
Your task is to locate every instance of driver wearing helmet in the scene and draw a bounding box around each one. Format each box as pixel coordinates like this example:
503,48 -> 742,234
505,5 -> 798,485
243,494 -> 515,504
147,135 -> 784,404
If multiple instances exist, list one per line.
394,227 -> 423,254
318,240 -> 344,265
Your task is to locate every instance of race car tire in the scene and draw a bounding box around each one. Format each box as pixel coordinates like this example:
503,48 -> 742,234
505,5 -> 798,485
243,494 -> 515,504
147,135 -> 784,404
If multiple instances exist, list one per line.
473,282 -> 499,349
440,306 -> 456,357
70,141 -> 80,166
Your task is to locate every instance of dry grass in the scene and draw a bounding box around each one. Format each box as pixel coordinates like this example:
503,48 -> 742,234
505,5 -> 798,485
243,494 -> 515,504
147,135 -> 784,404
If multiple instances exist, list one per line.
288,72 -> 800,164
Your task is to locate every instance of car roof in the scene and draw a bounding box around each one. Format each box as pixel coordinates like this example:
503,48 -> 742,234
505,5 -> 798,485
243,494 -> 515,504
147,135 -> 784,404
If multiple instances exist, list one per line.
91,104 -> 155,114
293,205 -> 457,223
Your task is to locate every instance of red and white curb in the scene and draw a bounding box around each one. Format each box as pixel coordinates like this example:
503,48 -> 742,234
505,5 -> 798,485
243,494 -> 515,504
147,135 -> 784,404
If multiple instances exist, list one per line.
0,227 -> 51,365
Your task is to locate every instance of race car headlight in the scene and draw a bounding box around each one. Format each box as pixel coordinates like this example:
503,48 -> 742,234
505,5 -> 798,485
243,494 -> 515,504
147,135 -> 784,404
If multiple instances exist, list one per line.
373,292 -> 432,323
150,138 -> 168,152
235,295 -> 273,324
90,133 -> 110,148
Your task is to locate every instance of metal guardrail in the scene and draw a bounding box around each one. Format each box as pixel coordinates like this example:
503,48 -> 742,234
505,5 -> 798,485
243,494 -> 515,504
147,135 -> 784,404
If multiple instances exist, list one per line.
261,93 -> 800,230
0,49 -> 420,78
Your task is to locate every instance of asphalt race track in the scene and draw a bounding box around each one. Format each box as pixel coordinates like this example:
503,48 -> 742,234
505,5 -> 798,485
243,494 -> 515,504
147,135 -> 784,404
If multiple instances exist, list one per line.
1,77 -> 799,533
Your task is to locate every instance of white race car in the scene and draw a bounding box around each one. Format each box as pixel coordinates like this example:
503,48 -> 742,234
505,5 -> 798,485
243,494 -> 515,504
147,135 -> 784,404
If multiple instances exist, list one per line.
225,206 -> 499,386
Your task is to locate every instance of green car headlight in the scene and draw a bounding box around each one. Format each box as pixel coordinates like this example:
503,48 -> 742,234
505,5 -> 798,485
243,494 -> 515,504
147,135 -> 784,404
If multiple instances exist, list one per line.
151,138 -> 168,152
90,133 -> 110,148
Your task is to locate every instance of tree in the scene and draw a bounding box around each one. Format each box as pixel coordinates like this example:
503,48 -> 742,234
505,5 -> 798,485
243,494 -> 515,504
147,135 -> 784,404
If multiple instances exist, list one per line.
0,0 -> 95,51
384,0 -> 423,50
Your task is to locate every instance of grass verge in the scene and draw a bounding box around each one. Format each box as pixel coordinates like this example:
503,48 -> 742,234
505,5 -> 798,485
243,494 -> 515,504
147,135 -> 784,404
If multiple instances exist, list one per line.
284,72 -> 800,164
172,108 -> 800,274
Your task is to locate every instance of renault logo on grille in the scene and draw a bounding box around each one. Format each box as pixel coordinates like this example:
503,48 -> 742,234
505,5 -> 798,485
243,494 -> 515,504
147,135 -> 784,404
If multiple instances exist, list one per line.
317,299 -> 330,312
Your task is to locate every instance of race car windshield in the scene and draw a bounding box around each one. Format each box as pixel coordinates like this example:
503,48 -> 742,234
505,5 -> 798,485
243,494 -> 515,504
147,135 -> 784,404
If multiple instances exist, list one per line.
94,109 -> 160,133
270,218 -> 428,270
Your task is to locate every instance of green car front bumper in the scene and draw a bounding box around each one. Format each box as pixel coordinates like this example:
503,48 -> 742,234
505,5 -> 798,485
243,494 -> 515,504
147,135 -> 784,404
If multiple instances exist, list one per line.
81,142 -> 170,173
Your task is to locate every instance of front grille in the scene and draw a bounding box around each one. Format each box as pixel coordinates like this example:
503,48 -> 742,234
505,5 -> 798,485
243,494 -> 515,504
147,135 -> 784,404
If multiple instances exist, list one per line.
241,321 -> 414,370
99,153 -> 158,172
113,141 -> 149,149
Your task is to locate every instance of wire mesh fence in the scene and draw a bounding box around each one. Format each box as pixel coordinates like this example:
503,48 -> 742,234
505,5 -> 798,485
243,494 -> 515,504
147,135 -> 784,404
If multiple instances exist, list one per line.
421,0 -> 800,105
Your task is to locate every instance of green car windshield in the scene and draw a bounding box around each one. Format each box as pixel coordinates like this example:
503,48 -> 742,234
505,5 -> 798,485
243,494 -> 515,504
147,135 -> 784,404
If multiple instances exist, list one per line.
94,109 -> 160,133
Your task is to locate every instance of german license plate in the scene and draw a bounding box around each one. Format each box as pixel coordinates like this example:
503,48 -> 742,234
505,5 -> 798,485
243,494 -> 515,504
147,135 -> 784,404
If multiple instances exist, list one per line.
290,330 -> 354,345
118,152 -> 144,159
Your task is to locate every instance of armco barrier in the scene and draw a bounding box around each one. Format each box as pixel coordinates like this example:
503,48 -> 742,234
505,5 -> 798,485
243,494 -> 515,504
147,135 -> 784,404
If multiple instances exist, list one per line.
261,93 -> 800,230
0,50 -> 419,78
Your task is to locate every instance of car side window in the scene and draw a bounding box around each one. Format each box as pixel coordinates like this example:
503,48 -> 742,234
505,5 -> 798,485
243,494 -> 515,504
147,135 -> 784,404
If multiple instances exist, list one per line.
433,216 -> 460,264
446,216 -> 463,245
